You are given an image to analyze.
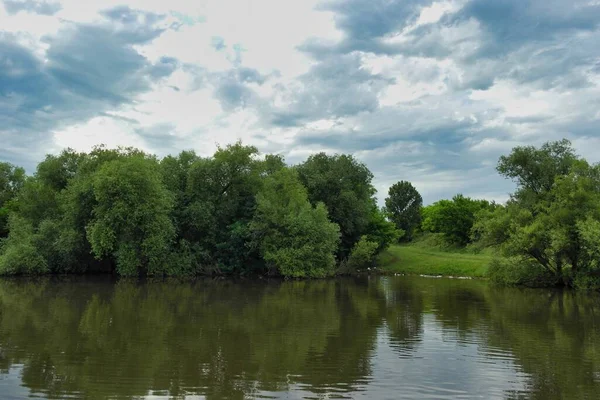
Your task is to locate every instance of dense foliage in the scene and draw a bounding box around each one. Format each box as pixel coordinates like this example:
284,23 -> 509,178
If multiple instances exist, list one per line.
2,139 -> 598,287
0,144 -> 398,277
297,153 -> 378,258
0,162 -> 26,237
250,168 -> 340,278
475,140 -> 600,289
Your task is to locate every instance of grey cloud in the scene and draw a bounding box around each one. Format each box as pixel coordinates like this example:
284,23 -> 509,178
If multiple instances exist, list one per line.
320,0 -> 424,40
311,0 -> 433,56
0,7 -> 176,165
269,54 -> 393,126
454,0 -> 600,55
2,0 -> 61,16
98,6 -> 167,44
211,36 -> 226,51
214,80 -> 255,111
301,0 -> 600,91
149,57 -> 179,79
210,67 -> 269,111
135,123 -> 182,156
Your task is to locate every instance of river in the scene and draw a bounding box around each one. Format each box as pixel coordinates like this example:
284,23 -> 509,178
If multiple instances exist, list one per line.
0,276 -> 598,399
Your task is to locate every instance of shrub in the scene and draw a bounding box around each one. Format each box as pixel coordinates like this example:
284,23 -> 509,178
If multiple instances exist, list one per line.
346,236 -> 379,270
487,257 -> 558,288
0,242 -> 48,275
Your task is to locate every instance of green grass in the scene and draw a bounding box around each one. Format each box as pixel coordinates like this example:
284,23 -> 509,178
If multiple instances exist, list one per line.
377,244 -> 493,278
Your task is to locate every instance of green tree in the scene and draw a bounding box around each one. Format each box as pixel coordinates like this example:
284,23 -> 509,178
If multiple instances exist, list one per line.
497,138 -> 578,201
479,140 -> 600,287
0,162 -> 26,237
365,205 -> 402,251
183,142 -> 265,273
35,149 -> 86,192
250,168 -> 340,278
385,181 -> 422,241
86,155 -> 175,276
422,195 -> 494,246
296,153 -> 375,258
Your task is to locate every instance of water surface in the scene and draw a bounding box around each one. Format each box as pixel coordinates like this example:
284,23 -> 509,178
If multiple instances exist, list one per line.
0,276 -> 599,399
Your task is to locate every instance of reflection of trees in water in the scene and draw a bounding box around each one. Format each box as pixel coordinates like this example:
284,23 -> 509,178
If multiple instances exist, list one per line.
0,277 -> 389,399
0,277 -> 599,399
483,289 -> 600,400
383,277 -> 424,354
382,277 -> 600,400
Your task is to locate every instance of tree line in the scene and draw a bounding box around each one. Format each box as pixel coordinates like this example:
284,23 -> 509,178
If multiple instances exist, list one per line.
0,143 -> 399,277
1,139 -> 599,287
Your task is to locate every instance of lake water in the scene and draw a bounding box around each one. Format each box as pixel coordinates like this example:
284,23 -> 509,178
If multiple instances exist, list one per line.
0,276 -> 599,399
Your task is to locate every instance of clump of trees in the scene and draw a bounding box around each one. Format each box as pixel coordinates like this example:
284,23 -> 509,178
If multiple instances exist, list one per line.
383,139 -> 600,289
384,181 -> 493,248
0,143 -> 399,278
421,195 -> 497,247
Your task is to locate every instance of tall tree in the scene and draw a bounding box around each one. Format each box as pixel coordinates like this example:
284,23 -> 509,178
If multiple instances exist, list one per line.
385,181 -> 422,241
86,155 -> 175,276
296,153 -> 375,258
183,142 -> 264,273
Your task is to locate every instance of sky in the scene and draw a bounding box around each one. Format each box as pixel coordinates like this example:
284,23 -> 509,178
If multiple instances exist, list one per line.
1,0 -> 600,204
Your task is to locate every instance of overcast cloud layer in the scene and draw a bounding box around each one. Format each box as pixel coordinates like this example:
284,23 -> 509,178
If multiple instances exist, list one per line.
1,0 -> 599,203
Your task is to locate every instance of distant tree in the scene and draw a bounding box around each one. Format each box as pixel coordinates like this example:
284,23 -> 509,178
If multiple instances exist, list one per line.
250,168 -> 340,278
385,181 -> 422,241
422,195 -> 494,246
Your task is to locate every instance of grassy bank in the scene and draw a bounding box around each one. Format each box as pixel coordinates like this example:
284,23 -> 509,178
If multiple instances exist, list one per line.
377,243 -> 493,278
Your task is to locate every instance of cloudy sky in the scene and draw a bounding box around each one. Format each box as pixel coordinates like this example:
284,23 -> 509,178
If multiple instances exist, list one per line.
1,0 -> 600,204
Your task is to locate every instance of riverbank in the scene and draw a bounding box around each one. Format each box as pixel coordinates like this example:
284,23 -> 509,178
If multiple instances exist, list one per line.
377,244 -> 493,278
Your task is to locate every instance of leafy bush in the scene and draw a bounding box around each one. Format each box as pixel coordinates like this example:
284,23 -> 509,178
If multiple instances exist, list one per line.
345,236 -> 379,270
0,243 -> 48,275
0,216 -> 48,275
487,257 -> 558,288
572,274 -> 600,291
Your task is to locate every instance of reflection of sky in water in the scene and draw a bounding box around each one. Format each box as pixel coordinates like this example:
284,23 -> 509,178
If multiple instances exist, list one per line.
0,367 -> 33,400
254,315 -> 529,399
